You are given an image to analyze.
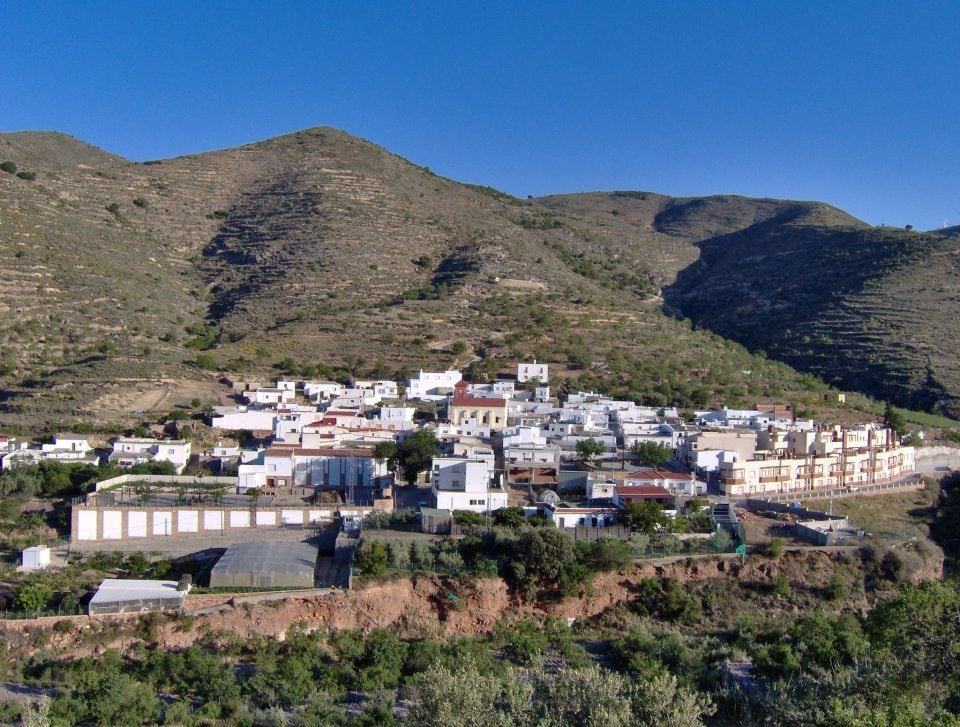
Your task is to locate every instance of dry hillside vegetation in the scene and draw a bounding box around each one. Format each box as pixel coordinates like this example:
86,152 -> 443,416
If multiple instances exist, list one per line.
542,191 -> 960,418
0,128 -> 946,428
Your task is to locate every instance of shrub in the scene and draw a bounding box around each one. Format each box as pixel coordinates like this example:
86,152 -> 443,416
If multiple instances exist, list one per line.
355,540 -> 388,576
15,171 -> 36,181
105,202 -> 120,215
194,353 -> 217,370
575,537 -> 632,572
768,537 -> 785,558
132,197 -> 148,208
453,510 -> 485,528
771,575 -> 792,597
0,161 -> 17,173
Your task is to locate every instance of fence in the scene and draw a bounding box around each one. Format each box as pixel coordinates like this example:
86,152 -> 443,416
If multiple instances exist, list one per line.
563,524 -> 631,542
743,499 -> 859,545
756,479 -> 923,503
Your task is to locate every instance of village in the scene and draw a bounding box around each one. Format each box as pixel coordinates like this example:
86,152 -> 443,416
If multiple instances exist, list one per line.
0,359 -> 928,615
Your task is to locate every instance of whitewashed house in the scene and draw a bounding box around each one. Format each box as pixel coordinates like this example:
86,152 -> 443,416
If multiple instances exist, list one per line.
517,361 -> 549,383
211,406 -> 279,432
407,370 -> 462,402
110,438 -> 192,473
246,387 -> 295,406
304,381 -> 345,402
39,434 -> 97,464
431,456 -> 508,513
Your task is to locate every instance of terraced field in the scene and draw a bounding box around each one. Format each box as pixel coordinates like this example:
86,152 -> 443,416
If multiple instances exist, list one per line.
0,127 -> 954,428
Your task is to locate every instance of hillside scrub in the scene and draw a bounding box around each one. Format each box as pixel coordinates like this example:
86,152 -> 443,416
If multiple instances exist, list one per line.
3,567 -> 959,725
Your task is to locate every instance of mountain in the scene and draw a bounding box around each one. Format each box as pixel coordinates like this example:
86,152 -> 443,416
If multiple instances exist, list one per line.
0,127 -> 949,429
542,192 -> 960,417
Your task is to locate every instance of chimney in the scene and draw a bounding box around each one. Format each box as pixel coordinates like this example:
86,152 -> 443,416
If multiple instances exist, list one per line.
177,574 -> 192,592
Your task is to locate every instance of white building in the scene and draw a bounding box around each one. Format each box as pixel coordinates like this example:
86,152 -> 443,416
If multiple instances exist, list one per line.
304,381 -> 345,402
110,438 -> 192,473
246,387 -> 295,406
517,361 -> 549,383
21,545 -> 50,572
210,406 -> 279,432
407,370 -> 462,402
431,456 -> 508,513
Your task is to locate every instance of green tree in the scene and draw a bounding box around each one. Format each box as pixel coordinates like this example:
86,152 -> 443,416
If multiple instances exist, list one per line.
14,582 -> 53,616
518,527 -> 575,584
409,656 -> 532,726
576,437 -> 606,463
454,510 -> 486,527
372,440 -> 398,472
631,441 -> 674,468
620,500 -> 668,535
355,540 -> 389,576
194,352 -> 217,370
397,429 -> 438,485
883,402 -> 906,436
493,506 -> 527,528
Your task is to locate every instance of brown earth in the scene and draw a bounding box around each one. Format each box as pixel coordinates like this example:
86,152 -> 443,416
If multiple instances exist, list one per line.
4,548 -> 938,662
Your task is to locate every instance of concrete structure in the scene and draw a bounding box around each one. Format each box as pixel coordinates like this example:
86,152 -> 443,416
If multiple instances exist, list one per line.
209,540 -> 318,589
678,430 -> 758,469
210,406 -> 280,432
623,468 -> 705,496
517,361 -> 549,383
612,484 -> 676,508
110,438 -> 192,473
261,445 -> 386,492
88,579 -> 189,615
246,387 -> 295,406
431,456 -> 508,513
718,441 -> 915,497
448,381 -> 508,431
544,502 -> 619,529
21,545 -> 50,571
71,502 -> 373,543
407,370 -> 462,402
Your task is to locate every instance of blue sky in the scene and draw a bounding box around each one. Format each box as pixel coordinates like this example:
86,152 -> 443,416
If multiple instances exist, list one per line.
2,2 -> 958,229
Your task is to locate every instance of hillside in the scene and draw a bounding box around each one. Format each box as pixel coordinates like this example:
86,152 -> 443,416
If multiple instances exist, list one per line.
541,191 -> 960,419
0,127 -> 932,429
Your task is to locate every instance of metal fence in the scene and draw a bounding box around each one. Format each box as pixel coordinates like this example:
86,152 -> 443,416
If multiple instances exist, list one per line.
755,479 -> 923,503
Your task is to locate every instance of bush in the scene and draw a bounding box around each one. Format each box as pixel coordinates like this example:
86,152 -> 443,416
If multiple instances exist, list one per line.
355,540 -> 388,576
575,537 -> 632,572
15,171 -> 36,181
633,578 -> 701,622
768,537 -> 785,558
493,507 -> 527,528
194,353 -> 217,370
105,202 -> 120,215
708,529 -> 732,552
132,196 -> 148,208
453,510 -> 485,528
771,575 -> 792,597
0,161 -> 17,173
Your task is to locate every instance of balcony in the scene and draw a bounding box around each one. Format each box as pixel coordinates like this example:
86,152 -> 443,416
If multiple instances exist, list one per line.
722,478 -> 747,485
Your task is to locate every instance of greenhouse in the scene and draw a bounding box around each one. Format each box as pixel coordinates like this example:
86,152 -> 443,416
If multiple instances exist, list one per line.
209,540 -> 319,589
88,579 -> 189,615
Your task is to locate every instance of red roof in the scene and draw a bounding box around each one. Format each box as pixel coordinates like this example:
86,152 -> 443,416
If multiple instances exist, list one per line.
625,468 -> 690,481
450,380 -> 507,407
614,484 -> 674,498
